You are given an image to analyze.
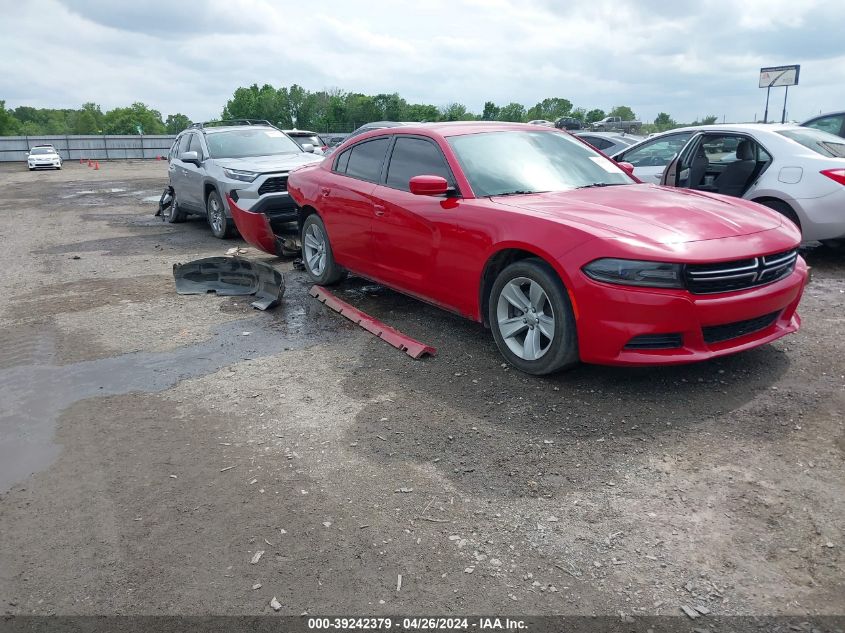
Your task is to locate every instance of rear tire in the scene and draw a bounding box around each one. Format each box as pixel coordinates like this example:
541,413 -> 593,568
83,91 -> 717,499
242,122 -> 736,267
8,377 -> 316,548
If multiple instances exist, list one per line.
488,258 -> 578,375
206,190 -> 233,238
301,214 -> 346,285
758,199 -> 801,232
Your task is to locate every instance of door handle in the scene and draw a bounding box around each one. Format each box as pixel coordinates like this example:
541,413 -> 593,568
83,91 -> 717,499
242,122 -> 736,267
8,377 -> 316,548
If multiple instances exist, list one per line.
374,204 -> 387,217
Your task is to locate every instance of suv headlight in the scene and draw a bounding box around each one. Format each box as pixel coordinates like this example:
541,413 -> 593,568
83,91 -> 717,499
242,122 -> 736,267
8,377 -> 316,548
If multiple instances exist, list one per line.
582,258 -> 684,288
222,168 -> 260,182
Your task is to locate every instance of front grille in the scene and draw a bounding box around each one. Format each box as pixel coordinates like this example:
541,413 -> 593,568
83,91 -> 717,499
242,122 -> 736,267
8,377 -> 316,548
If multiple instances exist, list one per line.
624,333 -> 683,350
685,249 -> 797,294
257,175 -> 288,196
702,311 -> 780,345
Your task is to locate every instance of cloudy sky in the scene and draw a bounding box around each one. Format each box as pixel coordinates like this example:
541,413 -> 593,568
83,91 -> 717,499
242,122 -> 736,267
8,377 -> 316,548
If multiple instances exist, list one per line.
2,0 -> 844,124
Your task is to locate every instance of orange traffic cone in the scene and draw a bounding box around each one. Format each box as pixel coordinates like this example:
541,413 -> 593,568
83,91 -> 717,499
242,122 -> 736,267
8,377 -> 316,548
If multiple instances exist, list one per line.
87,159 -> 92,167
79,158 -> 84,164
94,161 -> 100,170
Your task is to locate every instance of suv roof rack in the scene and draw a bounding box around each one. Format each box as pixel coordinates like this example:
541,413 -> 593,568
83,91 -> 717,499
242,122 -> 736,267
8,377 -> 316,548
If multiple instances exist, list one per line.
189,119 -> 275,130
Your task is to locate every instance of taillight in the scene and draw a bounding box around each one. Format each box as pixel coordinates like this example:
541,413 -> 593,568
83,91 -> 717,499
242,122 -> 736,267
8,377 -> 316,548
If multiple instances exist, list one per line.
820,168 -> 845,185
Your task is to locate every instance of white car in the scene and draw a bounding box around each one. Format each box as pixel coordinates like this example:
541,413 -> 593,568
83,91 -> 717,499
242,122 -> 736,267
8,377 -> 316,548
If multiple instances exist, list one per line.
613,124 -> 845,244
27,145 -> 62,170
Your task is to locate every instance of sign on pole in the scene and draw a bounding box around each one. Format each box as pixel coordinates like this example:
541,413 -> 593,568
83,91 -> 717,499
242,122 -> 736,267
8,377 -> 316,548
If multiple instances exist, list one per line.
759,64 -> 800,123
759,65 -> 800,88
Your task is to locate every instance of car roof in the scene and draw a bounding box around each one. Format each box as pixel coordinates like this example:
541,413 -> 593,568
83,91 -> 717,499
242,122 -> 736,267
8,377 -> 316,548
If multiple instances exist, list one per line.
802,110 -> 845,123
283,129 -> 320,135
387,121 -> 562,137
202,124 -> 277,134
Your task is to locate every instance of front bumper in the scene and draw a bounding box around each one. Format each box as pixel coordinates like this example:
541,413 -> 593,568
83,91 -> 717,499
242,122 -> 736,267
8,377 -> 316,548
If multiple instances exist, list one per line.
29,161 -> 60,168
572,256 -> 808,365
226,195 -> 299,256
222,173 -> 297,220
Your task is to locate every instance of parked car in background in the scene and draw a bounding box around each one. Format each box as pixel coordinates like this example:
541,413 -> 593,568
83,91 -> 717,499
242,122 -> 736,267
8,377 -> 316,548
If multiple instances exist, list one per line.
527,119 -> 554,126
27,145 -> 62,170
324,122 -> 417,156
591,116 -> 642,133
554,117 -> 583,130
258,122 -> 806,374
284,130 -> 329,155
325,134 -> 349,147
615,124 -> 845,244
573,131 -> 642,156
164,120 -> 322,240
802,111 -> 845,138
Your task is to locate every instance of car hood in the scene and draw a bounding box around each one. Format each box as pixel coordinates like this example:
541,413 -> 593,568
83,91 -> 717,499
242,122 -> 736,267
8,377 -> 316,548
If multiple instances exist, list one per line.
491,184 -> 782,244
213,153 -> 322,173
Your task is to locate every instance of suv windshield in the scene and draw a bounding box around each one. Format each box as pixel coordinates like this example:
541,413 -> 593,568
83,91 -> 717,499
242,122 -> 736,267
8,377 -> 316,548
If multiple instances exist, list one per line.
205,128 -> 302,159
778,128 -> 845,158
448,130 -> 631,196
30,147 -> 54,155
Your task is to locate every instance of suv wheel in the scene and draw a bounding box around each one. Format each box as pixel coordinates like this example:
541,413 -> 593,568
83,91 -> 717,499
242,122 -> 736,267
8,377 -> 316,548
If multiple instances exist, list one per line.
206,190 -> 233,239
301,214 -> 346,285
488,258 -> 578,375
164,190 -> 187,223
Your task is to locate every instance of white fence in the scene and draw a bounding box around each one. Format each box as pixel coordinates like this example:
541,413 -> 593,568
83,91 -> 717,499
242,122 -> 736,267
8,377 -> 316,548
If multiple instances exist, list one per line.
0,135 -> 177,162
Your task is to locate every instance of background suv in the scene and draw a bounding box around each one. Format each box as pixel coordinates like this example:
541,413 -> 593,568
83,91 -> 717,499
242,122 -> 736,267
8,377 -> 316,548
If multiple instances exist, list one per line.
164,120 -> 323,238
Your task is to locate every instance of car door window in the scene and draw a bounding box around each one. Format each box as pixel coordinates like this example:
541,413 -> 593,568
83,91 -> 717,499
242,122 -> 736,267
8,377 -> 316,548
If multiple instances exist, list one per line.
345,138 -> 390,182
334,147 -> 351,173
385,137 -> 454,191
176,134 -> 191,156
804,114 -> 845,136
621,133 -> 693,167
188,133 -> 204,159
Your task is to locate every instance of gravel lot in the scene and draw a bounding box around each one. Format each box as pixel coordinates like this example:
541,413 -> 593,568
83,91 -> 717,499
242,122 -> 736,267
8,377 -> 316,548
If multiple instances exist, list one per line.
0,161 -> 842,618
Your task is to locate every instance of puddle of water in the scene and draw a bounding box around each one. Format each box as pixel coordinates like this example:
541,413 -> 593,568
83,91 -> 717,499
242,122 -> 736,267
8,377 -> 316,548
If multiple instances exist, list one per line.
142,195 -> 160,203
61,188 -> 128,199
0,314 -> 344,493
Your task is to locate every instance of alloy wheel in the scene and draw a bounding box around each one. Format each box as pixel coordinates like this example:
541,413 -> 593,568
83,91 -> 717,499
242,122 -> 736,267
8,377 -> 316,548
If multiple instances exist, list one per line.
496,277 -> 555,361
303,222 -> 327,277
209,197 -> 224,233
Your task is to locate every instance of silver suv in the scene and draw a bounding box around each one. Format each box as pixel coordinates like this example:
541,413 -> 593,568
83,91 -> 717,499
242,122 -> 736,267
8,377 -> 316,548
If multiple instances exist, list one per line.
164,120 -> 323,238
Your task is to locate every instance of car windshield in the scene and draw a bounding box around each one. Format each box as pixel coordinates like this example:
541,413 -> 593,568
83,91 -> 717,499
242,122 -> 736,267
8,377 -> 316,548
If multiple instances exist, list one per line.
447,130 -> 631,196
30,147 -> 53,155
778,128 -> 845,158
205,128 -> 302,159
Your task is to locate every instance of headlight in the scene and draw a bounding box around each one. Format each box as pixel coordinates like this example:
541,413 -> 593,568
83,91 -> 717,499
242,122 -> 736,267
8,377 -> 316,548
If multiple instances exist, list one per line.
582,258 -> 684,288
222,168 -> 259,182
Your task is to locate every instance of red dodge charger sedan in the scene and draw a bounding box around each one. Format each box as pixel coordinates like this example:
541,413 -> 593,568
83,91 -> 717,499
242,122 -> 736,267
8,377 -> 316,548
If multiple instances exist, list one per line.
227,123 -> 808,375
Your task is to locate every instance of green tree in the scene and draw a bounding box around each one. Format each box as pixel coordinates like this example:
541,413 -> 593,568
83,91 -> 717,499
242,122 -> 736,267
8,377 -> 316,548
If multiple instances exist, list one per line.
74,110 -> 99,134
0,101 -> 19,135
405,103 -> 439,123
497,102 -> 526,122
585,108 -> 606,123
165,113 -> 192,134
481,101 -> 500,120
102,102 -> 165,134
439,102 -> 472,121
609,105 -> 636,121
526,97 -> 572,121
570,107 -> 587,122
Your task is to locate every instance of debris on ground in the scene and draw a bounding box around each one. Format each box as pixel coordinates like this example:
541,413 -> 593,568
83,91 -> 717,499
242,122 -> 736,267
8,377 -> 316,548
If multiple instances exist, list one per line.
250,550 -> 264,564
270,596 -> 281,611
173,256 -> 285,310
309,285 -> 436,359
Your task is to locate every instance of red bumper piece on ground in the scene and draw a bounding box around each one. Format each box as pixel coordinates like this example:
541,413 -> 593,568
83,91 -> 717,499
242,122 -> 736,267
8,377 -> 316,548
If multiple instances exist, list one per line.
309,285 -> 436,360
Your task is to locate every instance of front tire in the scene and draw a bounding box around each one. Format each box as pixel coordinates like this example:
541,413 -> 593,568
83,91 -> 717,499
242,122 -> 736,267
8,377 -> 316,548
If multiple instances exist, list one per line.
488,258 -> 578,375
164,190 -> 187,223
301,214 -> 346,285
206,190 -> 233,239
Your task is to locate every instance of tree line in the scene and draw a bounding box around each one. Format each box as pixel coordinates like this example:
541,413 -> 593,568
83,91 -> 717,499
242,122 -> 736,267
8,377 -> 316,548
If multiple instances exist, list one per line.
0,84 -> 718,136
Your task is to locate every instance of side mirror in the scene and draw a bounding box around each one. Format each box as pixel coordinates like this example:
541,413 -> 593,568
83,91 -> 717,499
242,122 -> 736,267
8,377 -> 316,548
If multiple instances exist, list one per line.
301,143 -> 315,153
617,161 -> 635,176
409,175 -> 449,196
180,151 -> 200,165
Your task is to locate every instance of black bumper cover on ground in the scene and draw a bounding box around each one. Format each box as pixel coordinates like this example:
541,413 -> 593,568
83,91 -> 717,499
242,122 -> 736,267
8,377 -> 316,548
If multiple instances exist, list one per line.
172,256 -> 285,311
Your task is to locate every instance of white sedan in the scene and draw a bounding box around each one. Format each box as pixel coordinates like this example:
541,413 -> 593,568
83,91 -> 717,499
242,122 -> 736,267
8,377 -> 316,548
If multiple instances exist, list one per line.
27,146 -> 63,170
613,124 -> 845,244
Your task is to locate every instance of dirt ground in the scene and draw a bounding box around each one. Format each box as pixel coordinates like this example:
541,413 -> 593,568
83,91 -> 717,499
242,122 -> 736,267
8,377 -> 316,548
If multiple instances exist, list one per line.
0,161 -> 842,619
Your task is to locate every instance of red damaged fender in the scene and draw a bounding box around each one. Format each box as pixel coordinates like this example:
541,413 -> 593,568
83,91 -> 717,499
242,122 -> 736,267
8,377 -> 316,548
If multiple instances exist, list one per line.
226,195 -> 278,255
